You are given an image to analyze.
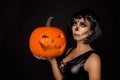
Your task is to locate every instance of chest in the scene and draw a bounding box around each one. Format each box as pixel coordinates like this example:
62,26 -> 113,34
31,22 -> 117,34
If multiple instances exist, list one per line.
59,50 -> 94,79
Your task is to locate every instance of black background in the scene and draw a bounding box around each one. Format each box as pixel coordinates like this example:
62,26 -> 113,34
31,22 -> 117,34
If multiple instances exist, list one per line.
1,0 -> 120,80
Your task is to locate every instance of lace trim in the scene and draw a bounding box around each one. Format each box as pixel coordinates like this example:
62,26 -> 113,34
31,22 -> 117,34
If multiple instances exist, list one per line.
59,60 -> 67,73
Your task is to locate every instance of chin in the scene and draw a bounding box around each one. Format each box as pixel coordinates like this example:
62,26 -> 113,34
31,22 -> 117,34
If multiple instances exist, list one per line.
74,38 -> 79,41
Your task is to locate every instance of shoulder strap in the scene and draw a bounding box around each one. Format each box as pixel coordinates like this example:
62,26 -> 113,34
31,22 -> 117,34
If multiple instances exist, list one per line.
83,50 -> 96,59
74,50 -> 96,64
65,47 -> 74,56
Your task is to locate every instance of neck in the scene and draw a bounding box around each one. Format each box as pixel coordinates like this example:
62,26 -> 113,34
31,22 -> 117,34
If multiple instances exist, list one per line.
75,41 -> 92,52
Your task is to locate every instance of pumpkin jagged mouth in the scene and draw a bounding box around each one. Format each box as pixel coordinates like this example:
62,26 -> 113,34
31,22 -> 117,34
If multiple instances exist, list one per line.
39,42 -> 61,51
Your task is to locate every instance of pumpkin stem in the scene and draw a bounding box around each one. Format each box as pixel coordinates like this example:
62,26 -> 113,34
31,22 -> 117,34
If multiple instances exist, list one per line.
46,16 -> 54,26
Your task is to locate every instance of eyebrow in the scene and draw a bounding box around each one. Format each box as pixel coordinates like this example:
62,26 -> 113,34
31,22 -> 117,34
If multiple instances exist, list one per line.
73,20 -> 77,24
73,20 -> 87,25
80,22 -> 87,25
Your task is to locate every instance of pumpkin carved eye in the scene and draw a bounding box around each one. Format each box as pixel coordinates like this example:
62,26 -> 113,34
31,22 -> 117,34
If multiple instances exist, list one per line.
42,35 -> 48,38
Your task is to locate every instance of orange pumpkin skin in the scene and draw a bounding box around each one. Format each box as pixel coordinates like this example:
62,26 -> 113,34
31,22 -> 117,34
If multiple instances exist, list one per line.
29,26 -> 66,58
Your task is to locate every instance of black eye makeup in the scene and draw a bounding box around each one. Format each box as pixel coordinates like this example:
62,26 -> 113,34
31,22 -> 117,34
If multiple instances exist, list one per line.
72,21 -> 77,25
80,22 -> 87,27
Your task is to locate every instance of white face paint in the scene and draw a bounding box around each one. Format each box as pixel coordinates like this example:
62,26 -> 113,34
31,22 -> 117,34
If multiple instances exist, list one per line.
72,18 -> 92,42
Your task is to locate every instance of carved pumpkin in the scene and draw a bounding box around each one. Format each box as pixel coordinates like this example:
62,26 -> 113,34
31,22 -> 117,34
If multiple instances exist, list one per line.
29,17 -> 66,58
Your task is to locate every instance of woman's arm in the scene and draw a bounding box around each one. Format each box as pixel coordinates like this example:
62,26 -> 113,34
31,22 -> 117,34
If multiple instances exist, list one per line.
85,53 -> 101,80
49,58 -> 63,80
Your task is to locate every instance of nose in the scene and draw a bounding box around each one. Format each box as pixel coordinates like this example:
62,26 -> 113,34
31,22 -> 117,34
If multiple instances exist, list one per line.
75,26 -> 78,31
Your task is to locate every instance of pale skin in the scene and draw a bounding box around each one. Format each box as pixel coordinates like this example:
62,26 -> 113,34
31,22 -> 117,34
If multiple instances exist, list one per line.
37,18 -> 101,80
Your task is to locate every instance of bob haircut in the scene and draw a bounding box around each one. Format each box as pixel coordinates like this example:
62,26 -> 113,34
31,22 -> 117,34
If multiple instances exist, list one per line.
68,8 -> 102,44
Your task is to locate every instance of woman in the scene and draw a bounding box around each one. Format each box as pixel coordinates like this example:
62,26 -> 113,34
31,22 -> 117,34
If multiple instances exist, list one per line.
38,8 -> 102,80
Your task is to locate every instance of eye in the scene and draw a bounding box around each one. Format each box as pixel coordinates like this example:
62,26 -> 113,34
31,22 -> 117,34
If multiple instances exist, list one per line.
42,35 -> 48,38
73,24 -> 77,26
80,22 -> 87,27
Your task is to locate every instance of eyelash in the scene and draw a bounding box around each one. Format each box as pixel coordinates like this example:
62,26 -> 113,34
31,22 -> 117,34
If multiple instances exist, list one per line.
81,23 -> 87,27
73,23 -> 87,27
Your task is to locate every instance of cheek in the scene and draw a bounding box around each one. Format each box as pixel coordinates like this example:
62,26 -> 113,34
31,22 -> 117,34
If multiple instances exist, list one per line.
79,29 -> 91,40
79,29 -> 90,36
72,26 -> 76,32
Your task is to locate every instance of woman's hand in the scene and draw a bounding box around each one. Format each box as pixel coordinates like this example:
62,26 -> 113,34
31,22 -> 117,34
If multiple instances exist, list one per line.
33,55 -> 56,62
33,55 -> 48,60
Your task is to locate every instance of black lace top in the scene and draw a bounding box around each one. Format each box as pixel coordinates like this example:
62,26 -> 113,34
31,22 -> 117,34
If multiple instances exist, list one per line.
59,50 -> 96,80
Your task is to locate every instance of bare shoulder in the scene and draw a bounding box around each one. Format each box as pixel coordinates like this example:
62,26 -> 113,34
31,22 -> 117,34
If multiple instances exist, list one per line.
84,53 -> 101,80
89,53 -> 101,62
85,52 -> 101,71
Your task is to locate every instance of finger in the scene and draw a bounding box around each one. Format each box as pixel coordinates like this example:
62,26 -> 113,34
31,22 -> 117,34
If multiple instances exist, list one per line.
33,55 -> 45,60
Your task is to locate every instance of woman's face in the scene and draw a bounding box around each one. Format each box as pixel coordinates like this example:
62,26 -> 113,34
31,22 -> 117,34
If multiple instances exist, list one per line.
72,18 -> 92,42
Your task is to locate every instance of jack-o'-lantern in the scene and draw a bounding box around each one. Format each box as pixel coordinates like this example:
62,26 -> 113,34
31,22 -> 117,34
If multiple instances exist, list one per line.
29,17 -> 66,58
